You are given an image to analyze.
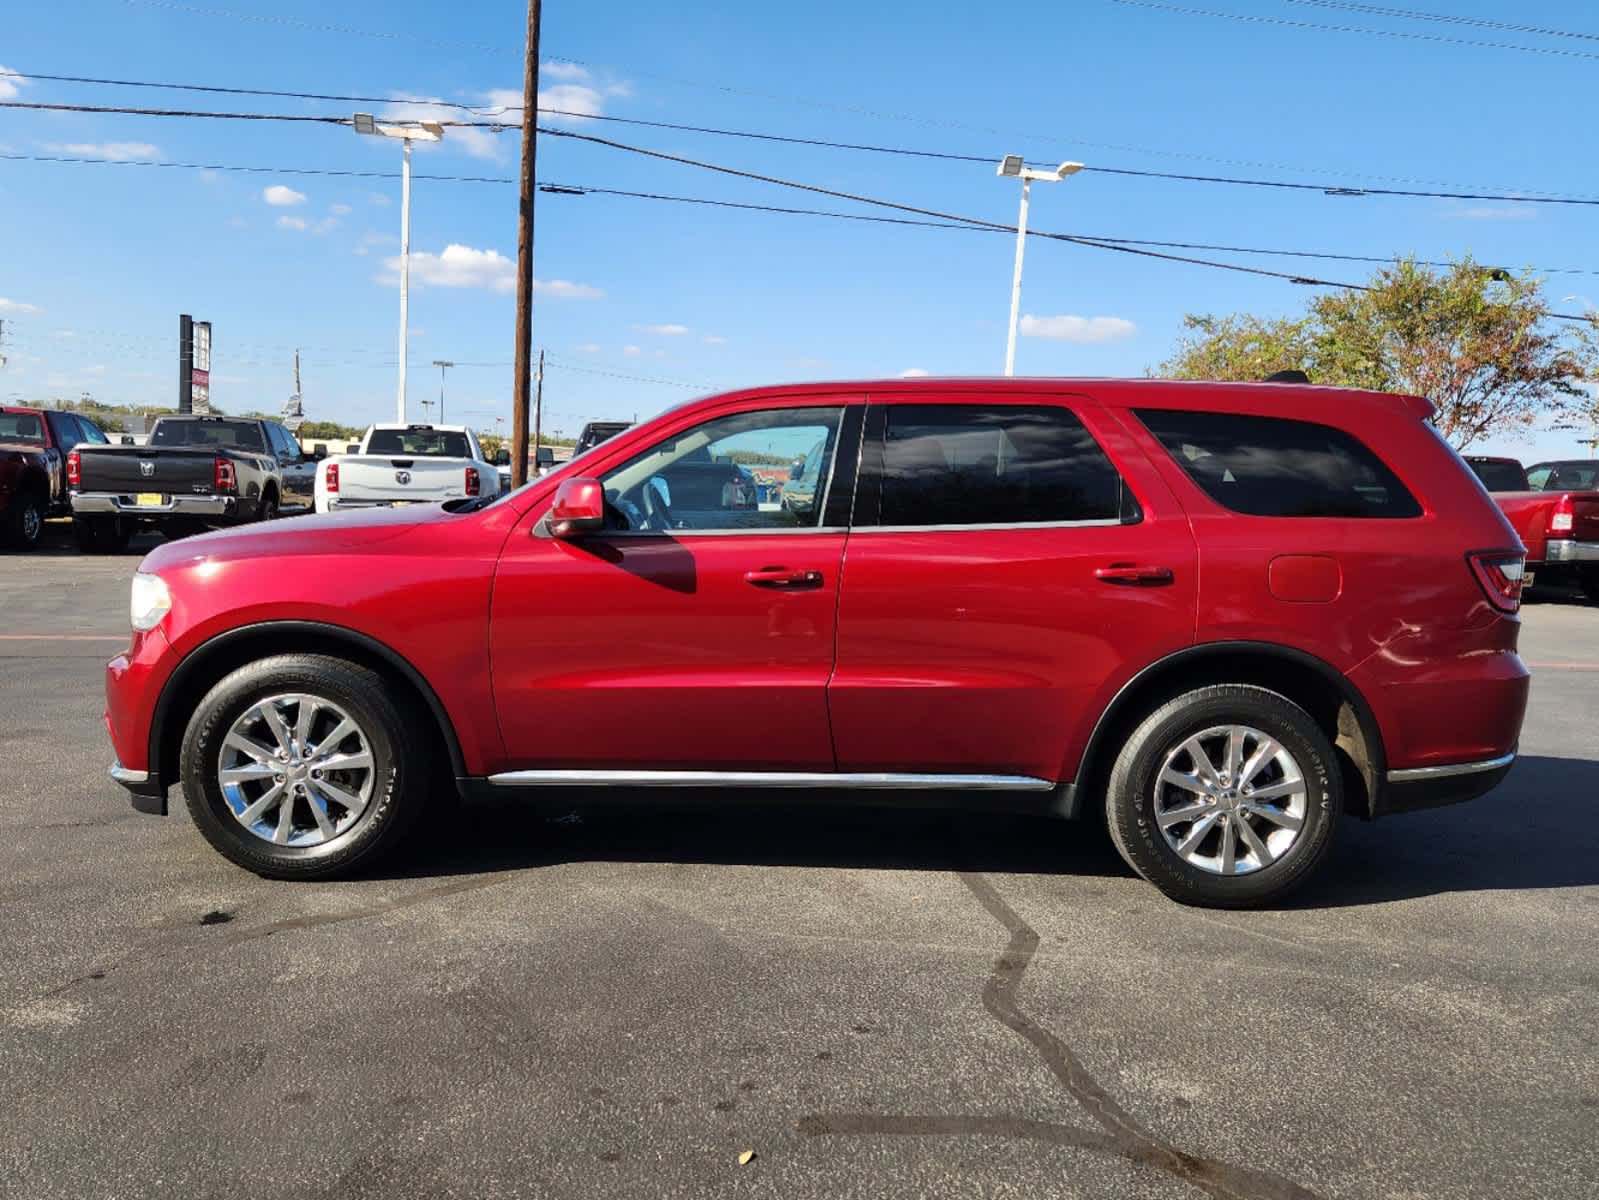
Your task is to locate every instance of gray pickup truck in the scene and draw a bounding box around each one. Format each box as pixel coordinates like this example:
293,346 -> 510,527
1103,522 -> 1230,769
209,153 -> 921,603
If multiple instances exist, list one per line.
69,415 -> 315,551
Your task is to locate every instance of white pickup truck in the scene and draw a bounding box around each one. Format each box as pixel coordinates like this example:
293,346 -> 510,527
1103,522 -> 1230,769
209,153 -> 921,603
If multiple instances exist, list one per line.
314,423 -> 502,513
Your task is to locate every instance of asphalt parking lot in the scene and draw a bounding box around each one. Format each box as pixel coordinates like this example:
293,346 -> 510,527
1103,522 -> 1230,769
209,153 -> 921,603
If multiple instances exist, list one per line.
2,523 -> 1596,1200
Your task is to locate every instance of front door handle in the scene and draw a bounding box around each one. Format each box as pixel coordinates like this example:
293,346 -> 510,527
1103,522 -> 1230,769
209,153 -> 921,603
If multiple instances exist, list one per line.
744,566 -> 824,590
1094,563 -> 1174,586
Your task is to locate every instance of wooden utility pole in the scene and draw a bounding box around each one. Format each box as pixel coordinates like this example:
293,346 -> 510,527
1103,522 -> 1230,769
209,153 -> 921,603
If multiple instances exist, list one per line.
533,348 -> 545,464
510,0 -> 541,488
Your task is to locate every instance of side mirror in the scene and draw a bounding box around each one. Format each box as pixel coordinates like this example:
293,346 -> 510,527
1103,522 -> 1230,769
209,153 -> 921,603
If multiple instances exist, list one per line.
300,450 -> 318,464
494,448 -> 511,466
547,476 -> 606,538
121,435 -> 135,445
313,444 -> 328,460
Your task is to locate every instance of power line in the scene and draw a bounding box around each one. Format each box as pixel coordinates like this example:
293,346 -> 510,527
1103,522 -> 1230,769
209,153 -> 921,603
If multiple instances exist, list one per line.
0,99 -> 348,122
1279,0 -> 1599,42
0,68 -> 504,113
1108,0 -> 1599,61
10,149 -> 1599,284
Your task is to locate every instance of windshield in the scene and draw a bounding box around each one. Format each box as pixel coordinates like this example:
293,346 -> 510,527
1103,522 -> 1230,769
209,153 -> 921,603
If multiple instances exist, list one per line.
150,419 -> 266,451
366,428 -> 472,457
0,412 -> 45,443
1469,460 -> 1528,492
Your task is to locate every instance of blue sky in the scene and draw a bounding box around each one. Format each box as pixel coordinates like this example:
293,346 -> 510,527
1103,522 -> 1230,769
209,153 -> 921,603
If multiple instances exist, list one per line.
1,0 -> 1596,459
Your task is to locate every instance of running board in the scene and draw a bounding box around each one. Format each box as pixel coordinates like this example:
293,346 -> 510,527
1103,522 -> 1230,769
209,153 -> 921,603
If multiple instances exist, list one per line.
485,769 -> 1056,792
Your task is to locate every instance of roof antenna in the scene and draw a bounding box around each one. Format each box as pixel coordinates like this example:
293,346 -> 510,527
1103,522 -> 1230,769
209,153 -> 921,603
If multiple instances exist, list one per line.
1263,369 -> 1310,383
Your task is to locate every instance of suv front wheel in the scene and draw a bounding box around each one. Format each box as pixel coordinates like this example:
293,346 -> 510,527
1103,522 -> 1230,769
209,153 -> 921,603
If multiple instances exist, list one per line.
179,653 -> 431,879
1105,684 -> 1341,908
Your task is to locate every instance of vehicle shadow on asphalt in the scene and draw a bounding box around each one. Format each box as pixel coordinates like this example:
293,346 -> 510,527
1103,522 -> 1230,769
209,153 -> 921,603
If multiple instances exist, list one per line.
1297,754 -> 1599,907
390,799 -> 1136,883
381,755 -> 1599,906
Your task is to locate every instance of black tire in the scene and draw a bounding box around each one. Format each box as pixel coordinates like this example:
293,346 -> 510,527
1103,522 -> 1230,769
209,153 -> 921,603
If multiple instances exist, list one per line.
256,489 -> 279,522
73,515 -> 131,554
1582,569 -> 1599,604
5,490 -> 47,550
1105,684 -> 1341,908
180,653 -> 432,879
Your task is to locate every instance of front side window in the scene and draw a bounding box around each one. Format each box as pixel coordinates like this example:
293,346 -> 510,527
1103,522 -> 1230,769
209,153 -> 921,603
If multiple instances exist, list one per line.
77,417 -> 110,445
365,428 -> 472,458
1526,466 -> 1553,490
873,404 -> 1125,527
599,407 -> 845,533
1137,409 -> 1422,519
150,419 -> 266,452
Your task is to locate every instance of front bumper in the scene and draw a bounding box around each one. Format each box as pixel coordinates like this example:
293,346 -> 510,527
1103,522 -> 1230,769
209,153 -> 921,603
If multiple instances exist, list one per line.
109,758 -> 168,814
1379,752 -> 1516,816
73,491 -> 237,518
1541,539 -> 1599,564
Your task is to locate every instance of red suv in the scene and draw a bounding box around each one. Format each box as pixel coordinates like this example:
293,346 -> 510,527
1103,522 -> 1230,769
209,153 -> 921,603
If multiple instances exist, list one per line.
104,379 -> 1529,906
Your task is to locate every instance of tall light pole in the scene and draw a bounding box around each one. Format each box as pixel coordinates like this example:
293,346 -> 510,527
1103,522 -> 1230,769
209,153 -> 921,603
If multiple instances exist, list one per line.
432,359 -> 454,423
995,156 -> 1083,376
353,113 -> 444,422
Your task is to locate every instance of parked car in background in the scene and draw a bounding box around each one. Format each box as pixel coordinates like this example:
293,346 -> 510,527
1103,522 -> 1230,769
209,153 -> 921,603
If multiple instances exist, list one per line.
1465,455 -> 1599,600
572,420 -> 630,458
69,415 -> 311,552
0,406 -> 112,549
1464,455 -> 1529,493
314,423 -> 501,513
106,378 -> 1528,908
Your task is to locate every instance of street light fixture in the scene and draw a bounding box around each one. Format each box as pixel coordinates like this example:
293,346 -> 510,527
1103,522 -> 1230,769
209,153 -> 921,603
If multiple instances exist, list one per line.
432,360 -> 454,423
996,156 -> 1084,376
353,112 -> 444,422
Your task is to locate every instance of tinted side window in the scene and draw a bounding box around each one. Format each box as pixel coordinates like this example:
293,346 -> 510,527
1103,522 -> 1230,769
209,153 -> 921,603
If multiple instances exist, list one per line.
77,416 -> 110,445
1137,409 -> 1422,519
875,404 -> 1123,527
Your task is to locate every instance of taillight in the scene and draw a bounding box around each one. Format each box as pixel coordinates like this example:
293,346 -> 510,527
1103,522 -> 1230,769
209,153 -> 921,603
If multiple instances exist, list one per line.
66,449 -> 81,488
1550,494 -> 1574,534
325,462 -> 339,494
464,466 -> 480,496
213,457 -> 236,492
1468,551 -> 1526,614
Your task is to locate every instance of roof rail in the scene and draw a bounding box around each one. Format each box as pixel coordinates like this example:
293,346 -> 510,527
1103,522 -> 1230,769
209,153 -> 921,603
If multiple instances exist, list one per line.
1262,370 -> 1310,384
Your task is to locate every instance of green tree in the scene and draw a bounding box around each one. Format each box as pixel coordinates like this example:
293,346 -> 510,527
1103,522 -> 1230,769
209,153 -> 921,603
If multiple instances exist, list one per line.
1158,258 -> 1584,449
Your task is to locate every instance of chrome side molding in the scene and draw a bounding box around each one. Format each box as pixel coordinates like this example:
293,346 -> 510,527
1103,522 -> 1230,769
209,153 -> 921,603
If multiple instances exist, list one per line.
485,769 -> 1056,791
109,760 -> 150,785
1386,752 -> 1515,783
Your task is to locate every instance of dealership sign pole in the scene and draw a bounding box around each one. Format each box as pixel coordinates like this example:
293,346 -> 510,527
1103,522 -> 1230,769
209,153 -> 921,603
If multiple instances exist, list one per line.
178,314 -> 211,414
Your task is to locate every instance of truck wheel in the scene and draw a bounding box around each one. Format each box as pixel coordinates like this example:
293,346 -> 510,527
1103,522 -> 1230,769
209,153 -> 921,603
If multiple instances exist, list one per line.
73,516 -> 131,554
1105,684 -> 1341,908
1582,569 -> 1599,604
5,490 -> 46,549
257,490 -> 279,522
179,653 -> 432,879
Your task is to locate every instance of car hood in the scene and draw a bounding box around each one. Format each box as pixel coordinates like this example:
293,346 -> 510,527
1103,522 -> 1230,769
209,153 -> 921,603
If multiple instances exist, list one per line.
140,503 -> 449,571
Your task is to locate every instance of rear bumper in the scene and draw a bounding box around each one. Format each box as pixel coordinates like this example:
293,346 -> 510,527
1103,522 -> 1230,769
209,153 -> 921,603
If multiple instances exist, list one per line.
73,491 -> 238,519
1540,539 -> 1599,564
1379,752 -> 1515,816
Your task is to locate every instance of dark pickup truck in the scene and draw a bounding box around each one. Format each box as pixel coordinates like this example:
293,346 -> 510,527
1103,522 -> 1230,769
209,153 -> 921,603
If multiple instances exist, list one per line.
0,406 -> 113,550
69,415 -> 315,551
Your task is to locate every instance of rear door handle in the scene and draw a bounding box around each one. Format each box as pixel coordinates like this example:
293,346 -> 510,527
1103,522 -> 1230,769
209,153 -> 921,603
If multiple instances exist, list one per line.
1094,563 -> 1174,586
744,566 -> 824,590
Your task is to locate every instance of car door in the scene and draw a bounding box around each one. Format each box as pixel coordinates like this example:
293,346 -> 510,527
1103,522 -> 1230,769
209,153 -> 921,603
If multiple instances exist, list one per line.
271,424 -> 316,512
490,399 -> 863,773
828,393 -> 1199,784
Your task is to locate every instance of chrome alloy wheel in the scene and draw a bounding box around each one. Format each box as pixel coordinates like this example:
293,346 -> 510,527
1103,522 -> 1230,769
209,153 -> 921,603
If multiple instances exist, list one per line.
217,693 -> 376,848
1153,724 -> 1307,876
21,504 -> 42,544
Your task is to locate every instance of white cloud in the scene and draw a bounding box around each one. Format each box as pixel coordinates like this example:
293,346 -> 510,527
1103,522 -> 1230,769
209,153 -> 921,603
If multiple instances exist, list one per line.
330,203 -> 352,215
376,243 -> 603,297
368,192 -> 391,206
264,185 -> 307,207
574,342 -> 602,353
623,345 -> 642,357
0,298 -> 40,314
0,66 -> 26,101
899,367 -> 931,377
276,215 -> 309,231
541,61 -> 591,81
634,323 -> 688,335
1019,315 -> 1137,343
48,141 -> 161,161
702,334 -> 728,345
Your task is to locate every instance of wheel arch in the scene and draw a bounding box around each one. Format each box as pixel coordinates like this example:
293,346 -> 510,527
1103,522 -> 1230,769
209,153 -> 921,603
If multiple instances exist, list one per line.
150,620 -> 468,800
1074,641 -> 1386,820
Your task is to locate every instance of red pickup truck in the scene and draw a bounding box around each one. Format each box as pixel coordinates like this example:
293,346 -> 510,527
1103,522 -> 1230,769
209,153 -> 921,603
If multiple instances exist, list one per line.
1466,456 -> 1599,600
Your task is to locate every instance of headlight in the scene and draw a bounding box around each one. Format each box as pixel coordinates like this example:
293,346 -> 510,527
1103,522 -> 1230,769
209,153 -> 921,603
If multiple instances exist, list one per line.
130,572 -> 172,632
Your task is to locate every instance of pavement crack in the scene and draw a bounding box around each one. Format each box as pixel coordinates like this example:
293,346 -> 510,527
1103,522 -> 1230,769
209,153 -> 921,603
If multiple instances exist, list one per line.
799,872 -> 1323,1200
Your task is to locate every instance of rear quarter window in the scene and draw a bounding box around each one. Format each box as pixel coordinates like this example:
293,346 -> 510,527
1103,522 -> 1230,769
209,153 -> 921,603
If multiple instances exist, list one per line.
1136,409 -> 1421,519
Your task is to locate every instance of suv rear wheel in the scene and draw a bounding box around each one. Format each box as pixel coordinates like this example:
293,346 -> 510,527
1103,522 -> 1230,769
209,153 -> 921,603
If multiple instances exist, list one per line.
1105,684 -> 1341,908
179,653 -> 431,879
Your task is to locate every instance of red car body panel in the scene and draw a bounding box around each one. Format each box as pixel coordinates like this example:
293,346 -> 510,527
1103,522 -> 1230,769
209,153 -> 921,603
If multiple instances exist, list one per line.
1493,491 -> 1599,563
105,378 -> 1529,810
